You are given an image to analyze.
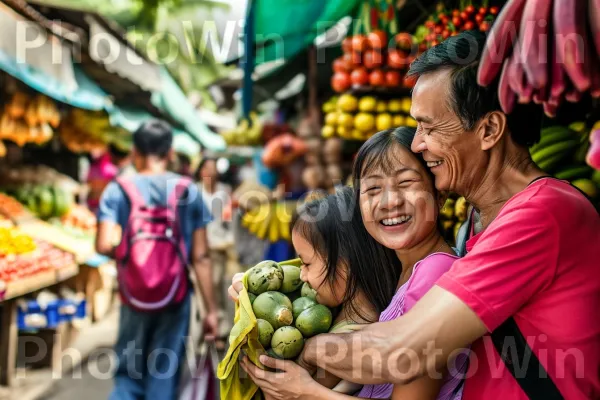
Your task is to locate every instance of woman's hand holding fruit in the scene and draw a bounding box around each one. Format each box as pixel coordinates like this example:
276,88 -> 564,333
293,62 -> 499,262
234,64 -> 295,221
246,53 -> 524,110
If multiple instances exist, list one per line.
241,355 -> 320,400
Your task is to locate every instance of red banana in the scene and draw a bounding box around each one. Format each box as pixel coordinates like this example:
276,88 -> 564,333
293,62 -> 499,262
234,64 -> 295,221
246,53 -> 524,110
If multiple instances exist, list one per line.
532,86 -> 548,104
507,48 -> 524,95
477,0 -> 527,86
519,81 -> 534,103
587,129 -> 600,170
553,0 -> 591,92
550,43 -> 567,99
543,101 -> 559,117
565,89 -> 583,103
589,0 -> 600,57
519,0 -> 553,89
590,55 -> 600,98
498,59 -> 516,113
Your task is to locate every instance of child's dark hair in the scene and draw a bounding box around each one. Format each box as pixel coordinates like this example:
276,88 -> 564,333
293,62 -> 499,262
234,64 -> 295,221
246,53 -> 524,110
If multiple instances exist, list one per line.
291,187 -> 401,322
133,120 -> 173,158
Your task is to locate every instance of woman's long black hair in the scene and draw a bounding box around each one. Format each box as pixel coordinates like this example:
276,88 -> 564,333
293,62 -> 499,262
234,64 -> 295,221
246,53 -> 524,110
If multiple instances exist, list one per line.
292,187 -> 401,323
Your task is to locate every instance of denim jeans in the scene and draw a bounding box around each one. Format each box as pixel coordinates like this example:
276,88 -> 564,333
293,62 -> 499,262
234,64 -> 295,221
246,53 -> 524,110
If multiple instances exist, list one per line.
109,292 -> 191,400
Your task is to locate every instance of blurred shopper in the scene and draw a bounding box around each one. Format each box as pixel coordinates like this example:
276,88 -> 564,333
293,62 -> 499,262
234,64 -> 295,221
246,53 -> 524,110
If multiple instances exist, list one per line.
195,157 -> 235,349
108,143 -> 136,177
95,120 -> 218,400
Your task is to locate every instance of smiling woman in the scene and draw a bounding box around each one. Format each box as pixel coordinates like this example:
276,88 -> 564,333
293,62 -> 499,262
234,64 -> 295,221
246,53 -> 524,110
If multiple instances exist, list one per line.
353,127 -> 443,253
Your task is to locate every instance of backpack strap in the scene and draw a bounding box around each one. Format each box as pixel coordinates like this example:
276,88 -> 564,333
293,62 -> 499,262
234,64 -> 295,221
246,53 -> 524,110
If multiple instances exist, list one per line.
167,177 -> 193,210
491,318 -> 564,399
115,177 -> 146,208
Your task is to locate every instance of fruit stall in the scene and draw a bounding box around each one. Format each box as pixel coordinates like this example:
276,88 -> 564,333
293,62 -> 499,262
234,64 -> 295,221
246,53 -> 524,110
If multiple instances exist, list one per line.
0,76 -> 120,385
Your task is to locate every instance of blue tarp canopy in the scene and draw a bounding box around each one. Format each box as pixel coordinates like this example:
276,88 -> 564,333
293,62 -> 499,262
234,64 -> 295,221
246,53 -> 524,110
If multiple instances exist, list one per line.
0,49 -> 111,111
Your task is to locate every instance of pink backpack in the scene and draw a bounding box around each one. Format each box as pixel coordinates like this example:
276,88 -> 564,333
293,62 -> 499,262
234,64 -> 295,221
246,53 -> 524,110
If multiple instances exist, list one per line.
115,176 -> 191,312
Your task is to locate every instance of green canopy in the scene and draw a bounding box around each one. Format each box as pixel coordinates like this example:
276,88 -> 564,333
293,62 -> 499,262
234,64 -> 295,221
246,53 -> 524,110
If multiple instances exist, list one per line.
108,105 -> 200,157
252,0 -> 360,65
151,67 -> 226,151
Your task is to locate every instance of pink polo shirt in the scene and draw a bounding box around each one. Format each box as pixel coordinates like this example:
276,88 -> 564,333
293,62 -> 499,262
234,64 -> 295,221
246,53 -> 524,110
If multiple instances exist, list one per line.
437,178 -> 600,399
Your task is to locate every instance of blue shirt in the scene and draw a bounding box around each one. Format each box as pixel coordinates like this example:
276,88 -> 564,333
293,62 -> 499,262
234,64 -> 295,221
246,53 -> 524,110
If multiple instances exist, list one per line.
97,172 -> 212,259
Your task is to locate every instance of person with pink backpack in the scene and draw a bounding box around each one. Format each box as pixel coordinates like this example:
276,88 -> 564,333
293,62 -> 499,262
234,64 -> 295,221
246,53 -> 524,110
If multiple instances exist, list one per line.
95,120 -> 218,400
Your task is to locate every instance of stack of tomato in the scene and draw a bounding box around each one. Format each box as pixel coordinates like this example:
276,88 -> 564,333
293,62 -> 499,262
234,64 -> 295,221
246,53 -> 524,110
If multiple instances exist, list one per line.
331,30 -> 418,93
416,5 -> 499,50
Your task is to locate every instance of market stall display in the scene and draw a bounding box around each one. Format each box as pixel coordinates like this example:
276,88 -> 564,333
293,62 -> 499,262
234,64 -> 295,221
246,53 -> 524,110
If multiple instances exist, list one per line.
322,94 -> 415,141
59,109 -> 130,153
220,112 -> 264,146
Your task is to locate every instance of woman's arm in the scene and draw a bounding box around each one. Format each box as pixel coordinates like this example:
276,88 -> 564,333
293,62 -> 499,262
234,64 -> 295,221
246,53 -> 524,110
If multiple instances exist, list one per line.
391,375 -> 444,400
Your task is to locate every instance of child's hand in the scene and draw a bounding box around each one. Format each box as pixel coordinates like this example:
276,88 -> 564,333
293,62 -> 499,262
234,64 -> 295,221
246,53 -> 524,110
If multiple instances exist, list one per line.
227,272 -> 245,301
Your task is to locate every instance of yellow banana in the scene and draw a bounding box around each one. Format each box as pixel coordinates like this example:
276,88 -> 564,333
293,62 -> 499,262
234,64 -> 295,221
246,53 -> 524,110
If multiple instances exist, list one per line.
268,204 -> 279,242
256,205 -> 271,240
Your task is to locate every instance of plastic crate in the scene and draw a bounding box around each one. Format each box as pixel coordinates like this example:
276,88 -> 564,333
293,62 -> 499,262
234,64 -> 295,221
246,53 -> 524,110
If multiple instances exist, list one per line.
17,300 -> 61,330
57,298 -> 87,322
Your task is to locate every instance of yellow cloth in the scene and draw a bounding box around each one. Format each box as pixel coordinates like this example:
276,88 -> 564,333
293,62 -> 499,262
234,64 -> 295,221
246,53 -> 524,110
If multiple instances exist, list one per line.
217,259 -> 301,400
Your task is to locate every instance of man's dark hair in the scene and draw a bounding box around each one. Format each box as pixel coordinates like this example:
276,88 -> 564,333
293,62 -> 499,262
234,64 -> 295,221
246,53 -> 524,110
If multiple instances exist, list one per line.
408,30 -> 542,147
133,120 -> 173,158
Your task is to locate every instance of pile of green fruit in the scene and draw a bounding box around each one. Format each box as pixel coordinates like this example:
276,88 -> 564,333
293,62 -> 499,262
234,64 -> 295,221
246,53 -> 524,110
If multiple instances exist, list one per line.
238,260 -> 333,360
2,186 -> 72,220
531,123 -> 600,200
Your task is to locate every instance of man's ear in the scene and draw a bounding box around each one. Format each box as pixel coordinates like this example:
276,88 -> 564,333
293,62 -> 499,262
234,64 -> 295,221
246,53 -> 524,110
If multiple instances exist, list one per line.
479,111 -> 508,151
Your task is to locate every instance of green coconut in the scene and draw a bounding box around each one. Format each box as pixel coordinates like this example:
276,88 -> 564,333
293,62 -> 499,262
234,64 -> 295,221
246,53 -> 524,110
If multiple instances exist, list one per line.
301,282 -> 318,301
292,297 -> 317,320
256,319 -> 275,349
247,260 -> 284,295
280,265 -> 303,293
295,304 -> 333,338
271,326 -> 305,359
248,292 -> 257,305
252,291 -> 293,330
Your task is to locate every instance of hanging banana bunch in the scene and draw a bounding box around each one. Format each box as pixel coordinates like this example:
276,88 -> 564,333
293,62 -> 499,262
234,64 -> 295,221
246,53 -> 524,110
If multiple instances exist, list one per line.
241,201 -> 296,242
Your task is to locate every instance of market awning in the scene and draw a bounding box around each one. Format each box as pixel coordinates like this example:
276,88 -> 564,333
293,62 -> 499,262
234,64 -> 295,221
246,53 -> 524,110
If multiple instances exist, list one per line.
247,0 -> 360,66
108,105 -> 200,158
151,67 -> 226,152
0,3 -> 111,110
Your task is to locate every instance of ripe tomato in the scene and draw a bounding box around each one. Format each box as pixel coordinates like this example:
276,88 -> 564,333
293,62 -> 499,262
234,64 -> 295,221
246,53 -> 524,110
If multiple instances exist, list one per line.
349,51 -> 363,66
434,25 -> 443,34
442,30 -> 451,39
452,16 -> 462,28
419,42 -> 428,52
452,9 -> 460,17
387,49 -> 407,69
479,21 -> 491,32
489,6 -> 499,15
463,21 -> 475,31
440,16 -> 449,25
367,30 -> 388,50
341,53 -> 354,69
425,20 -> 435,29
395,32 -> 413,51
333,58 -> 349,73
479,7 -> 488,15
475,14 -> 484,24
369,69 -> 385,87
363,50 -> 383,69
342,37 -> 353,53
351,35 -> 368,52
465,5 -> 475,14
385,70 -> 402,87
350,68 -> 369,86
460,11 -> 469,20
332,72 -> 351,92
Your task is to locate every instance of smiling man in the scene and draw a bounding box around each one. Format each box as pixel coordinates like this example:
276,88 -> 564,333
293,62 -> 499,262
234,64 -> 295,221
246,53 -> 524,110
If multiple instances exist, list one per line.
244,31 -> 600,400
